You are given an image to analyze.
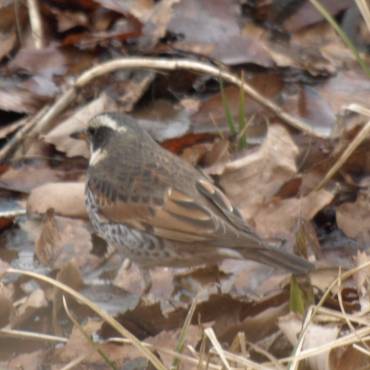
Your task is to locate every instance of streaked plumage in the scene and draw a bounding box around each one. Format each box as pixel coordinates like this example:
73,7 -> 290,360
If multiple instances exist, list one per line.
85,112 -> 313,278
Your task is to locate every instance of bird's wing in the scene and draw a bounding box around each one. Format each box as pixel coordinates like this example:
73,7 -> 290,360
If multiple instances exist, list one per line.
87,176 -> 243,244
196,179 -> 261,239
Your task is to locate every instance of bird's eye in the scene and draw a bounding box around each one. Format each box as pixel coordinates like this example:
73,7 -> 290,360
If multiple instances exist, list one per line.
87,127 -> 95,136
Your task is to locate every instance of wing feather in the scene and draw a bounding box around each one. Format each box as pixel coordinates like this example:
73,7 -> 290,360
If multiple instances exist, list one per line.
89,177 -> 223,243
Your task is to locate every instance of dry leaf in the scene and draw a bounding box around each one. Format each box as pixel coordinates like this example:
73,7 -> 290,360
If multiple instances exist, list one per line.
279,312 -> 339,370
44,93 -> 117,158
219,124 -> 299,220
11,289 -> 48,328
255,189 -> 334,238
337,188 -> 370,244
27,182 -> 86,218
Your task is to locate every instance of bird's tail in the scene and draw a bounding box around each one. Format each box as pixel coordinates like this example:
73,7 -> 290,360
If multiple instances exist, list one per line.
238,245 -> 313,275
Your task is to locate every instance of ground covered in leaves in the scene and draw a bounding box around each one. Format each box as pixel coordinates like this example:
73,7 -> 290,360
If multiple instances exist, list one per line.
1,0 -> 370,369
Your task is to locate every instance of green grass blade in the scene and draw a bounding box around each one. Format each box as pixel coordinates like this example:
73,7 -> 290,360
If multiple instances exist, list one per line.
219,79 -> 237,135
310,0 -> 370,78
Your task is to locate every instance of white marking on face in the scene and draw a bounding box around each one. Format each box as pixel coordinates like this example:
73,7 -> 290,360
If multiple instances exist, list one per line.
90,147 -> 107,166
98,115 -> 127,133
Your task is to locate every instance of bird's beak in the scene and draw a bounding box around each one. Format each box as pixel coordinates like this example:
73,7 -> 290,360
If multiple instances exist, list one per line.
71,129 -> 88,142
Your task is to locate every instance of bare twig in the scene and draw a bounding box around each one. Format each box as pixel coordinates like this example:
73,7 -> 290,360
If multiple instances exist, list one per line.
0,57 -> 328,163
0,105 -> 49,162
75,58 -> 322,137
0,328 -> 67,343
27,0 -> 44,48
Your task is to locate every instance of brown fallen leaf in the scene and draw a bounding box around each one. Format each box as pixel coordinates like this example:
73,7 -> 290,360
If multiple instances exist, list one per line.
0,282 -> 13,327
114,264 -> 176,300
11,289 -> 48,328
35,208 -> 62,266
7,350 -> 46,370
52,261 -> 84,334
336,187 -> 370,245
0,160 -> 64,193
0,30 -> 16,61
255,189 -> 334,238
33,213 -> 97,271
353,251 -> 370,303
0,259 -> 10,279
218,124 -> 299,221
27,182 -> 86,218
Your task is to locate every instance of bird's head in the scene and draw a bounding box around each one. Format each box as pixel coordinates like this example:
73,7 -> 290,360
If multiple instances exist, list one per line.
86,112 -> 144,165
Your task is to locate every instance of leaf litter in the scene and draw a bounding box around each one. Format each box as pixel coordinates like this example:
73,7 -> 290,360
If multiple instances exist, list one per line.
1,1 -> 370,370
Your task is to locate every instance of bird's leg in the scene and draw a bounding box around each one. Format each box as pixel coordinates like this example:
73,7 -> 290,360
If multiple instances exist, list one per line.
121,258 -> 132,270
138,266 -> 152,294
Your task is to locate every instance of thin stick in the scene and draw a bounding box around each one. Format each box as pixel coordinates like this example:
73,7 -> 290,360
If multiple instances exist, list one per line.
0,328 -> 67,343
0,105 -> 49,161
1,57 -> 326,163
75,58 -> 321,137
27,0 -> 44,49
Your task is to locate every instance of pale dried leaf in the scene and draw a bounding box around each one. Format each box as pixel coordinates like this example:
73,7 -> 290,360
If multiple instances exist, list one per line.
218,124 -> 299,220
337,189 -> 370,244
43,94 -> 117,158
11,289 -> 48,328
27,182 -> 86,218
279,313 -> 339,370
255,189 -> 334,238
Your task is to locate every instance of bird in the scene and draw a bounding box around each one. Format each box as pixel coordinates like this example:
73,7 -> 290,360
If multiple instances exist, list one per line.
84,112 -> 313,289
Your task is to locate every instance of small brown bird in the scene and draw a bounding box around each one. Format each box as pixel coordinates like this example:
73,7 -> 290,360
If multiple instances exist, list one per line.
85,113 -> 313,287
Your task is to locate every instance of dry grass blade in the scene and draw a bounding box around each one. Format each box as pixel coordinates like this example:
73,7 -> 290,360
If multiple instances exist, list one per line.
0,328 -> 67,343
356,0 -> 370,32
5,267 -> 168,370
310,0 -> 370,77
315,104 -> 370,190
171,297 -> 198,370
204,328 -> 232,370
288,306 -> 314,370
277,261 -> 370,365
246,340 -> 284,370
196,333 -> 209,370
62,296 -> 117,370
353,343 -> 370,357
213,349 -> 275,370
337,269 -> 370,353
316,307 -> 370,326
279,326 -> 370,363
109,336 -> 223,370
59,354 -> 88,370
